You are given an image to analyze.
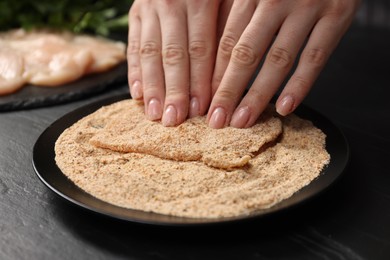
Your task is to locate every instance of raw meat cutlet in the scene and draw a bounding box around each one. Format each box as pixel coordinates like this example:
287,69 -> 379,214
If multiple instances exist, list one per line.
0,49 -> 26,95
0,28 -> 126,95
89,99 -> 283,169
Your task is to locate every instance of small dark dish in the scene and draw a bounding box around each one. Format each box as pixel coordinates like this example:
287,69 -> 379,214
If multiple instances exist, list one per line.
0,62 -> 127,111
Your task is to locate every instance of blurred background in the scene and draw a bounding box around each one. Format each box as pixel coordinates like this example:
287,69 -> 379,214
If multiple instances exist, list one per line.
0,0 -> 134,36
355,0 -> 390,29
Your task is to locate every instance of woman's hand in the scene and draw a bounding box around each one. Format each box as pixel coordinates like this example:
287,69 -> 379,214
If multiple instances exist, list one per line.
127,0 -> 221,126
208,0 -> 361,128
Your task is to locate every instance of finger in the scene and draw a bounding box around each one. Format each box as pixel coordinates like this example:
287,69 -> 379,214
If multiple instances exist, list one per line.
159,5 -> 190,126
276,10 -> 354,116
127,8 -> 142,100
231,7 -> 320,128
211,0 -> 257,97
208,3 -> 285,128
186,1 -> 219,118
139,8 -> 164,121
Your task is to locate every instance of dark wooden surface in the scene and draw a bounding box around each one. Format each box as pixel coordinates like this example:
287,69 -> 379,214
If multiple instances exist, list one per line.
1,24 -> 390,260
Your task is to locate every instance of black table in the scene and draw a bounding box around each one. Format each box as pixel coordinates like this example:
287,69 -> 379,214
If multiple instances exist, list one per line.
1,24 -> 389,260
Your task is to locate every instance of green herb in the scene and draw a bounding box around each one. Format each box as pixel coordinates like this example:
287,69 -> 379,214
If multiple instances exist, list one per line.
0,0 -> 133,36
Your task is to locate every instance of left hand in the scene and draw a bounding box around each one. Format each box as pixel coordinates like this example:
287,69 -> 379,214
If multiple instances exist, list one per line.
127,0 -> 221,126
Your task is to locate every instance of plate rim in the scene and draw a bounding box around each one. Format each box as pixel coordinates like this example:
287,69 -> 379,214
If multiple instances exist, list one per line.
32,94 -> 350,226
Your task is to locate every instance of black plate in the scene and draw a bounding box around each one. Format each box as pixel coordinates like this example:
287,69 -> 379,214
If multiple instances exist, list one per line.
0,62 -> 127,111
32,94 -> 349,226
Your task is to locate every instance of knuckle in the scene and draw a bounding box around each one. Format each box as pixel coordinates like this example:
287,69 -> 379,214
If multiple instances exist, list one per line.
267,47 -> 293,69
129,7 -> 135,17
329,1 -> 350,15
261,0 -> 283,9
128,70 -> 140,79
127,57 -> 140,69
302,48 -> 328,67
162,0 -> 173,4
129,2 -> 139,16
127,40 -> 140,55
140,41 -> 160,58
188,40 -> 211,61
247,87 -> 268,103
166,88 -> 188,100
163,44 -> 187,65
325,0 -> 358,19
231,44 -> 258,67
216,87 -> 237,101
298,0 -> 323,9
291,75 -> 311,93
165,88 -> 189,102
190,0 -> 218,9
142,82 -> 160,93
219,34 -> 237,57
161,0 -> 178,6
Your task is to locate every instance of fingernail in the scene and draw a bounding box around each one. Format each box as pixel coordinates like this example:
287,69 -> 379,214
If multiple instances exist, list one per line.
230,106 -> 250,128
162,105 -> 177,127
189,97 -> 200,118
277,96 -> 294,116
209,107 -> 227,129
147,98 -> 162,121
131,80 -> 142,99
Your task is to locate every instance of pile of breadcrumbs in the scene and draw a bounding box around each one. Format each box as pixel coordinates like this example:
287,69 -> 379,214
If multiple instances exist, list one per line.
55,99 -> 330,218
